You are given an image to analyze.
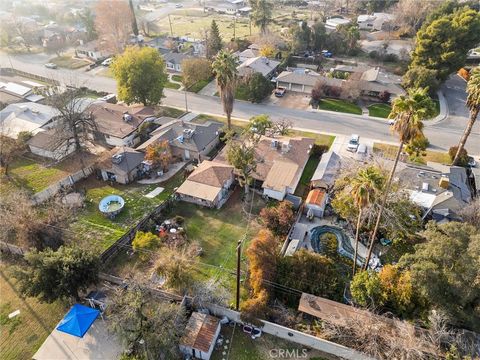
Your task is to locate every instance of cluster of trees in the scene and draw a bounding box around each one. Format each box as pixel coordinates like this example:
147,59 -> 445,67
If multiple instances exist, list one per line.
240,73 -> 274,103
144,140 -> 172,172
0,132 -> 30,175
403,4 -> 480,92
290,20 -> 360,56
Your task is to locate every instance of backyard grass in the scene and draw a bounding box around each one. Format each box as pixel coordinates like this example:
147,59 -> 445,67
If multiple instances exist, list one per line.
368,103 -> 392,118
373,142 -> 451,165
49,56 -> 89,69
172,191 -> 264,298
171,75 -> 183,82
69,170 -> 186,253
211,324 -> 327,360
0,265 -> 68,360
294,155 -> 321,197
317,99 -> 362,115
165,81 -> 181,90
8,157 -> 70,193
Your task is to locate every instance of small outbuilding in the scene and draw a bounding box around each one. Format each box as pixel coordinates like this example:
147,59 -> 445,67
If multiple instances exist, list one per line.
305,189 -> 328,218
179,312 -> 221,360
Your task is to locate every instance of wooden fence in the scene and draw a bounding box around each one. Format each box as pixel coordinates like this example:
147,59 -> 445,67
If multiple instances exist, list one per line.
0,67 -> 60,86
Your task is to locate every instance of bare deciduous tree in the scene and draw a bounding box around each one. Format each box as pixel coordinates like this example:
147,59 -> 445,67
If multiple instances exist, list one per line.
94,0 -> 132,54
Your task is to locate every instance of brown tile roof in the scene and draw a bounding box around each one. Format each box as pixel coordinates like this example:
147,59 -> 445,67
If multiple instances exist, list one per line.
216,135 -> 314,184
27,128 -> 64,151
180,312 -> 220,353
88,102 -> 155,139
188,160 -> 233,187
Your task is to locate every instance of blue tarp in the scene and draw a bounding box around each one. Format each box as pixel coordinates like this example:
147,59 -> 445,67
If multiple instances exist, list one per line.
56,304 -> 100,338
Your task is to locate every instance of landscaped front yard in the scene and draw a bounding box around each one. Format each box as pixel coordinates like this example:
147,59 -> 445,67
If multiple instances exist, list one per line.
0,264 -> 67,360
49,56 -> 89,69
69,170 -> 186,253
373,142 -> 451,165
317,99 -> 362,115
368,103 -> 392,118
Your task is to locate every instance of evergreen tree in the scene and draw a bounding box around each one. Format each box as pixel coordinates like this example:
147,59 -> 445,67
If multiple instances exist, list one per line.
207,20 -> 222,58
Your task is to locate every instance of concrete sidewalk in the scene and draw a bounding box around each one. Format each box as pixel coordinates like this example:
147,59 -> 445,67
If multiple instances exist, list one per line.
197,79 -> 217,96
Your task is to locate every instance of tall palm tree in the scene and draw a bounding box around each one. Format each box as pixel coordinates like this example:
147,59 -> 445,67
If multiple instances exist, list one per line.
453,67 -> 480,165
350,166 -> 384,276
212,50 -> 238,130
363,88 -> 435,270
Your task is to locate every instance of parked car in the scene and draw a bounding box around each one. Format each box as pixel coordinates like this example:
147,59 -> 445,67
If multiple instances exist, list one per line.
175,3 -> 183,8
347,134 -> 360,152
321,50 -> 332,58
274,87 -> 287,97
355,143 -> 368,161
468,156 -> 477,167
388,119 -> 396,125
102,58 -> 114,67
44,63 -> 57,69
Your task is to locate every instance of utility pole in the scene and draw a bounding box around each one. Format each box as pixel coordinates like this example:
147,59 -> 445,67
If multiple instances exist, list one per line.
233,16 -> 236,40
249,16 -> 252,36
184,87 -> 188,112
168,14 -> 173,37
235,239 -> 242,311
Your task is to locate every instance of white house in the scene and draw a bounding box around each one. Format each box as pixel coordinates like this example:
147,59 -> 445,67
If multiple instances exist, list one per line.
27,128 -> 76,161
75,40 -> 111,61
179,312 -> 221,360
325,17 -> 351,30
237,56 -> 281,79
357,13 -> 395,31
163,52 -> 190,72
0,102 -> 59,139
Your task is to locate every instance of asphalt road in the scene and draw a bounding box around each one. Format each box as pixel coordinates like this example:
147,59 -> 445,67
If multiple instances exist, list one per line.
2,52 -> 479,155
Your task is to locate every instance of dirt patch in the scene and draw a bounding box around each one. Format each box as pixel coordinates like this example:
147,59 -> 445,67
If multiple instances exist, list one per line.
264,92 -> 311,110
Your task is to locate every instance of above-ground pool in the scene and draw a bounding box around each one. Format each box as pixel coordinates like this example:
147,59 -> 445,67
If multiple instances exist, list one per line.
99,195 -> 125,218
310,225 -> 369,268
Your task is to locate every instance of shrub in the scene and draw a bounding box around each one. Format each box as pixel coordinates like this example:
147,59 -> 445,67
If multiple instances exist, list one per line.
378,90 -> 391,103
448,146 -> 469,167
259,201 -> 295,237
132,231 -> 160,260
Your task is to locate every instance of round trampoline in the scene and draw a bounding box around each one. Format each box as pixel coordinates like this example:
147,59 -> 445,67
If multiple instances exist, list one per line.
99,195 -> 125,218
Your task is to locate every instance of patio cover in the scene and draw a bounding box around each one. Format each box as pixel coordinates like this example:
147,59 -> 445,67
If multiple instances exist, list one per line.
57,304 -> 100,338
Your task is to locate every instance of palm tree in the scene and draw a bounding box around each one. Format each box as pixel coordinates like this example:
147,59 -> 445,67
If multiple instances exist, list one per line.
212,50 -> 238,130
453,67 -> 480,165
350,166 -> 384,276
363,88 -> 435,270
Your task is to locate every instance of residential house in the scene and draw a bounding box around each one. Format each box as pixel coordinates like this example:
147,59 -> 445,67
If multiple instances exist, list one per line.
237,56 -> 281,79
98,147 -> 145,184
305,188 -> 328,217
176,160 -> 235,208
27,128 -> 76,161
398,163 -> 473,222
276,68 -> 321,94
0,102 -> 58,139
163,52 -> 190,73
137,119 -> 223,162
325,17 -> 351,31
311,150 -> 341,189
357,13 -> 395,31
146,36 -> 174,55
215,136 -> 315,200
75,40 -> 111,61
0,79 -> 45,105
238,6 -> 252,16
179,312 -> 221,360
213,0 -> 245,14
88,102 -> 156,147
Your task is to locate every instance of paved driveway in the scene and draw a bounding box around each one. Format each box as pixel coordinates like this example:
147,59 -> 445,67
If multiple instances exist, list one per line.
263,92 -> 311,110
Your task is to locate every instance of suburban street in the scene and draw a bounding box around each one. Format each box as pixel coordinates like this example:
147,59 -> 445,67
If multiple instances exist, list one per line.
2,51 -> 479,155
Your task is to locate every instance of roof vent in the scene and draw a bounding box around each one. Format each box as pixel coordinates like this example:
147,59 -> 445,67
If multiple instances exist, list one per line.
281,142 -> 291,153
183,128 -> 195,139
271,139 -> 278,148
112,153 -> 124,164
421,182 -> 429,192
123,112 -> 133,122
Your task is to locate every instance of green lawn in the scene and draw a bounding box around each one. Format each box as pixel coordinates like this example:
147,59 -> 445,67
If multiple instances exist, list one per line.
49,56 -> 89,69
156,106 -> 185,118
211,324 -> 327,360
373,142 -> 451,165
0,265 -> 68,360
317,99 -> 362,115
172,191 -> 264,299
8,157 -> 70,193
235,83 -> 250,101
171,75 -> 183,82
295,155 -> 321,197
188,79 -> 210,93
165,81 -> 181,90
69,171 -> 186,253
368,103 -> 392,118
